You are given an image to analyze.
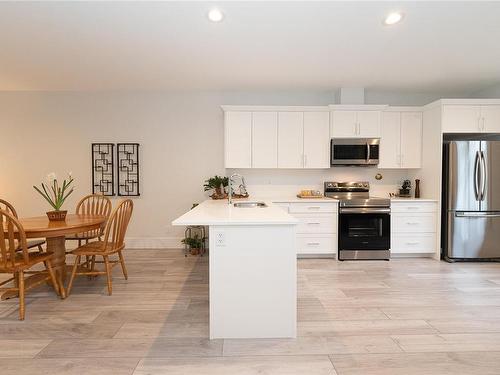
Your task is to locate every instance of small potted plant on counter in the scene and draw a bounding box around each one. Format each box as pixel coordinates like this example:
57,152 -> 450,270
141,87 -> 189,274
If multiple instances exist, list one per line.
204,175 -> 228,199
33,172 -> 74,221
181,234 -> 203,256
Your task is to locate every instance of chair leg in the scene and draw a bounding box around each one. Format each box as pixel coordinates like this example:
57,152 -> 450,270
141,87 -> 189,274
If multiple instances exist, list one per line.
13,271 -> 19,288
18,271 -> 25,321
66,255 -> 81,297
45,260 -> 63,298
104,255 -> 112,295
118,250 -> 128,280
37,244 -> 44,253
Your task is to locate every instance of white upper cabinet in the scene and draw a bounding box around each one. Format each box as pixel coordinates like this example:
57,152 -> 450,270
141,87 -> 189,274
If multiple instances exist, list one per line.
481,106 -> 500,133
222,107 -> 330,169
252,112 -> 278,168
442,105 -> 481,133
224,111 -> 252,168
442,104 -> 500,133
278,112 -> 304,168
379,110 -> 422,169
331,111 -> 357,137
379,112 -> 401,168
357,111 -> 381,137
303,112 -> 330,168
331,110 -> 380,138
400,112 -> 423,168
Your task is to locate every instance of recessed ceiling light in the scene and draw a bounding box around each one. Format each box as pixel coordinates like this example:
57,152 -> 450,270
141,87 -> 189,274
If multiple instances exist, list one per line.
383,12 -> 404,26
208,8 -> 224,23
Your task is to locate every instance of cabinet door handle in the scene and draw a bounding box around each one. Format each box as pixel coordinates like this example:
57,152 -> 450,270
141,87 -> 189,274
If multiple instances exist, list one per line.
304,154 -> 307,167
307,222 -> 321,225
482,117 -> 486,131
406,207 -> 419,210
308,206 -> 321,210
307,242 -> 320,246
406,222 -> 419,225
406,241 -> 420,245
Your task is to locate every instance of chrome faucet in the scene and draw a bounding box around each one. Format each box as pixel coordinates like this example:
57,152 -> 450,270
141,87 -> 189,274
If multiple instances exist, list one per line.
228,173 -> 247,205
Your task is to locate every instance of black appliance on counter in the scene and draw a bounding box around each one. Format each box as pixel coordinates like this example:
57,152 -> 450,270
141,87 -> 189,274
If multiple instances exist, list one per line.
325,181 -> 391,260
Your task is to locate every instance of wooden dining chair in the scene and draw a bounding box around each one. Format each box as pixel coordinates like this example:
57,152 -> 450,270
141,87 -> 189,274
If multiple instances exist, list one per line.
66,194 -> 112,247
0,209 -> 61,320
0,199 -> 46,253
67,199 -> 133,296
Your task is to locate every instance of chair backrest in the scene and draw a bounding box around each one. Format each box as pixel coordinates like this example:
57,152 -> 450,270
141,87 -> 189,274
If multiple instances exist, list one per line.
0,199 -> 18,219
102,199 -> 133,252
0,208 -> 29,269
76,194 -> 112,236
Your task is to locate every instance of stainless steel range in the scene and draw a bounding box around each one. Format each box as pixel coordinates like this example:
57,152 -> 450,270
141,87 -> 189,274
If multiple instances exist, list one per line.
324,181 -> 391,260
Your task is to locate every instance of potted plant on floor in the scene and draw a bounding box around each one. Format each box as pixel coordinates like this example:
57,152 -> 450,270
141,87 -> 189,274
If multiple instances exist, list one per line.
182,234 -> 203,255
204,175 -> 228,199
33,172 -> 74,221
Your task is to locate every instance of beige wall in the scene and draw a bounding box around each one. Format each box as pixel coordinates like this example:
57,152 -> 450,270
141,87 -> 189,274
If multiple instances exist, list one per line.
0,90 -> 337,246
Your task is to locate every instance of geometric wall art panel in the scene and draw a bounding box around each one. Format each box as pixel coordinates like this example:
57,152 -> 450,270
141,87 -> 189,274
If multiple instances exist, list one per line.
91,143 -> 115,196
117,143 -> 140,196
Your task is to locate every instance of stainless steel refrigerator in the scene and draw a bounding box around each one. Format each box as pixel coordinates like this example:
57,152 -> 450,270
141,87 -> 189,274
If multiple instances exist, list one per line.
443,134 -> 500,261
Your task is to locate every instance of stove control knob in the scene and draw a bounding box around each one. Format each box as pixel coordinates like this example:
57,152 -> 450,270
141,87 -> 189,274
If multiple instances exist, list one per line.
364,183 -> 369,188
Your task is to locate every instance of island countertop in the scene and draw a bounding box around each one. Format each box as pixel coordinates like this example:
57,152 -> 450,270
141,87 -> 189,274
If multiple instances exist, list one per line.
172,199 -> 299,226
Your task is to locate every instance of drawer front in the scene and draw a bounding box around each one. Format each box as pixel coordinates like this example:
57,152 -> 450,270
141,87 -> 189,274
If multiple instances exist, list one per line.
274,203 -> 290,213
297,234 -> 336,255
391,213 -> 436,233
289,202 -> 338,214
392,233 -> 436,254
392,213 -> 437,233
391,202 -> 437,213
293,214 -> 336,234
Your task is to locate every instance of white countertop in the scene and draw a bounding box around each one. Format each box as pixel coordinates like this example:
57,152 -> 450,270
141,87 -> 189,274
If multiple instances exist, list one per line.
172,199 -> 299,226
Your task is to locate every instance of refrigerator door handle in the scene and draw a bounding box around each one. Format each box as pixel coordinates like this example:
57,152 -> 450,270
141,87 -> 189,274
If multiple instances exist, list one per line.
480,150 -> 487,201
474,151 -> 480,201
455,211 -> 500,218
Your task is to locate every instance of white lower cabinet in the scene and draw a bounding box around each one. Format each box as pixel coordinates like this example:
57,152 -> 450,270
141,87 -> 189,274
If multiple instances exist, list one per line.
273,201 -> 338,257
391,201 -> 437,255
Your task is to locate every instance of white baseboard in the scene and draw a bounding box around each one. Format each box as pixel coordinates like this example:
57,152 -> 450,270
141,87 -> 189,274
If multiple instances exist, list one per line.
125,237 -> 184,249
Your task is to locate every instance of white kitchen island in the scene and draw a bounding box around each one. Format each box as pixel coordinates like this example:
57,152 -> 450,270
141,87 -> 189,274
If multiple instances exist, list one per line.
172,199 -> 298,339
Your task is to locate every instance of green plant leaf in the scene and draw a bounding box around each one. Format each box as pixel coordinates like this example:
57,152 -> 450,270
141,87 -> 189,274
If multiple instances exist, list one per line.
33,185 -> 57,210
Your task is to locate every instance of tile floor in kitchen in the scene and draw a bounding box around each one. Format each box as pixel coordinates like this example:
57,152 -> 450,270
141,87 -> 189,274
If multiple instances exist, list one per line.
1,249 -> 500,374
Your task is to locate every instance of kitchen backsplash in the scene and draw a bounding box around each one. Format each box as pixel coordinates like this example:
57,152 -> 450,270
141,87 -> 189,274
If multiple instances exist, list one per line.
227,168 -> 421,198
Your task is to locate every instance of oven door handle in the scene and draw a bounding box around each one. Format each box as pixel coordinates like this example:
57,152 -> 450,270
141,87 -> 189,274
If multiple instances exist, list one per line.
340,207 -> 391,214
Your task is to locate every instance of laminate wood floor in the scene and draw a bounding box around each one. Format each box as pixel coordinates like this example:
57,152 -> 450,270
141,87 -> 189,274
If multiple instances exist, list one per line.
1,249 -> 500,374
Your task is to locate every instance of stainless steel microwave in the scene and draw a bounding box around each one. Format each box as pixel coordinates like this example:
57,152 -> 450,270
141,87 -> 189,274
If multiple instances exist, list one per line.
330,138 -> 380,166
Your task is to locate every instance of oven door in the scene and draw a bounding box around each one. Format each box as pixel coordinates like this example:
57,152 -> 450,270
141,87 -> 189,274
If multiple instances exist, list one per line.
339,209 -> 390,250
331,138 -> 379,166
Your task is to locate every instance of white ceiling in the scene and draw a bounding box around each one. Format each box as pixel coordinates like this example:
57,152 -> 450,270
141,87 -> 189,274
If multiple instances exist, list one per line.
1,1 -> 499,93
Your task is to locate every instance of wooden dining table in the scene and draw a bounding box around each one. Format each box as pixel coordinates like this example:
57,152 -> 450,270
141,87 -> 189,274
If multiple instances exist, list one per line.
10,214 -> 106,298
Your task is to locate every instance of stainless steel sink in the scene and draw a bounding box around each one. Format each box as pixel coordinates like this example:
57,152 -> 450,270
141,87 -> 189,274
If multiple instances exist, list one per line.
233,202 -> 267,208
